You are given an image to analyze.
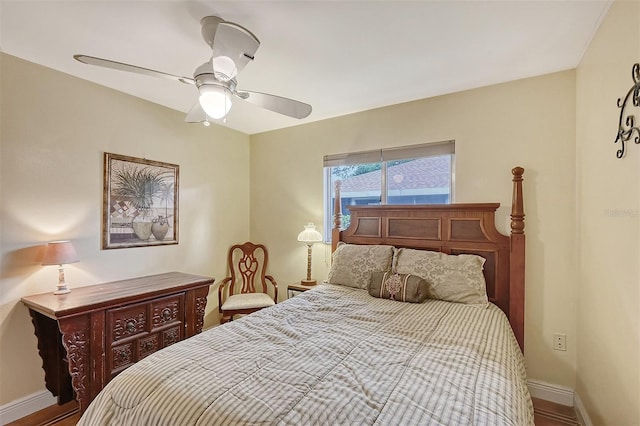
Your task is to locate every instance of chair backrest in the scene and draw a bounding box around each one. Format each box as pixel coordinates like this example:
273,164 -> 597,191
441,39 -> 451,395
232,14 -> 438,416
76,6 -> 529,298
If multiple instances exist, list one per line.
226,242 -> 270,295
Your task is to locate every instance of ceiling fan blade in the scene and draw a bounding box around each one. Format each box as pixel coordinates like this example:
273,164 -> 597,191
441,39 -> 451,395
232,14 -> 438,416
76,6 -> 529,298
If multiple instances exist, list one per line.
211,22 -> 260,78
73,55 -> 195,85
237,90 -> 312,119
184,102 -> 207,123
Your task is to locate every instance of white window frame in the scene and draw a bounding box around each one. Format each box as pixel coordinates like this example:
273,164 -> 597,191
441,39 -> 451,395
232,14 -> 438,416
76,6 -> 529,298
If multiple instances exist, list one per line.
323,140 -> 455,242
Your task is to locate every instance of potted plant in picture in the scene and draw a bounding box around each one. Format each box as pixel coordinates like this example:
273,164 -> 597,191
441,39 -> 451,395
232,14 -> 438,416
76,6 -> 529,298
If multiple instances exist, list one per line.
112,165 -> 163,240
151,181 -> 174,241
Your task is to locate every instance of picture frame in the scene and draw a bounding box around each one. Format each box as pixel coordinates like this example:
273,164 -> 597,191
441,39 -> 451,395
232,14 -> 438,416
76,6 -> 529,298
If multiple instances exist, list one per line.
103,152 -> 179,249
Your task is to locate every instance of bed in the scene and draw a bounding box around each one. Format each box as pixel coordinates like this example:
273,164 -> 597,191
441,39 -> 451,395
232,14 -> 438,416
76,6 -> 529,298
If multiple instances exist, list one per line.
79,167 -> 531,425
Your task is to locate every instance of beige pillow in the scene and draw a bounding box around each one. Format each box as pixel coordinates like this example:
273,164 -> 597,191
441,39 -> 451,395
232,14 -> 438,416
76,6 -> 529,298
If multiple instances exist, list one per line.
394,248 -> 488,306
327,244 -> 395,289
368,271 -> 429,303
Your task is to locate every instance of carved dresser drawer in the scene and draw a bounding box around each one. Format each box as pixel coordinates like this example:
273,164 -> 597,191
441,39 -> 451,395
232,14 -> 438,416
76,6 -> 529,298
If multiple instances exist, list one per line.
106,294 -> 185,377
108,301 -> 149,342
21,272 -> 214,414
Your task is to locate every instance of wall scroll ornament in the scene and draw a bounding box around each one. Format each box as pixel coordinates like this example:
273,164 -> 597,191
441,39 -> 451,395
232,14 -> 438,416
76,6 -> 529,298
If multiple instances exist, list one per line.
614,63 -> 640,158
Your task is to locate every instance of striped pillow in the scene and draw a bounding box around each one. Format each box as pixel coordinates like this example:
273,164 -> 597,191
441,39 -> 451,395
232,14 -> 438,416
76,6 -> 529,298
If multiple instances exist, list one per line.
368,271 -> 429,303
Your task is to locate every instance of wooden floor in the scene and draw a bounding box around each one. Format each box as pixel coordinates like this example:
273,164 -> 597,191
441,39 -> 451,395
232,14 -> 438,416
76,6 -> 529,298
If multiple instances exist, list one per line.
6,400 -> 80,426
533,397 -> 581,426
8,397 -> 580,425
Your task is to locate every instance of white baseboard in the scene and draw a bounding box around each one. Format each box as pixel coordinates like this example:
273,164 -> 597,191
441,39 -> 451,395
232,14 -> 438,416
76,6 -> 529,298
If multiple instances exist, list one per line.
0,390 -> 56,425
574,392 -> 593,426
528,379 -> 575,406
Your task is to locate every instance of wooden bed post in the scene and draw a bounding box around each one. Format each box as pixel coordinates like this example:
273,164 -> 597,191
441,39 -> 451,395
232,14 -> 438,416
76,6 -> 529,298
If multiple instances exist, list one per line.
510,167 -> 526,353
331,180 -> 342,252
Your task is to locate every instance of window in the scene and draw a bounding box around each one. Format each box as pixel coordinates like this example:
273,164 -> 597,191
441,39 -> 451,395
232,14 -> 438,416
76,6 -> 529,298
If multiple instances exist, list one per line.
323,141 -> 454,240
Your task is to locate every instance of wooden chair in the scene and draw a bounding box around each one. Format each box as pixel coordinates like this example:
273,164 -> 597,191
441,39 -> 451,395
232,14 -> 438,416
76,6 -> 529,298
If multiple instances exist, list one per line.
218,242 -> 278,324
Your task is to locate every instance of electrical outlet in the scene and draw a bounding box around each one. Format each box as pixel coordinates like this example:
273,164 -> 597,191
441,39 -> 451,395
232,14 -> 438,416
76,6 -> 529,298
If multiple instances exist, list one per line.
553,333 -> 567,351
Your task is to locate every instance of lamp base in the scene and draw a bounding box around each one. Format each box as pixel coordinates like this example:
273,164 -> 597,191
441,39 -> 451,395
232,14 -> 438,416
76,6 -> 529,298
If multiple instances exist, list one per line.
53,267 -> 71,295
54,283 -> 71,295
300,279 -> 317,286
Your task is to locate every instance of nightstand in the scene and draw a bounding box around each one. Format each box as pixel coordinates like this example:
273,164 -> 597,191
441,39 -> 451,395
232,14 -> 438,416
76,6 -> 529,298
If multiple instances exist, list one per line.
287,283 -> 315,298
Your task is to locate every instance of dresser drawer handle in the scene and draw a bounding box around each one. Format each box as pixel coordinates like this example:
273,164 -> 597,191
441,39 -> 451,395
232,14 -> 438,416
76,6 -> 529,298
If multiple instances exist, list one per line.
143,341 -> 155,351
161,308 -> 172,321
125,320 -> 137,333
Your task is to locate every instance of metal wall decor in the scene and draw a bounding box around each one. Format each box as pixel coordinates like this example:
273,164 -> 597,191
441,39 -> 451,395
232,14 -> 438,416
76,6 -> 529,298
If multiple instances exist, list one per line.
614,63 -> 640,158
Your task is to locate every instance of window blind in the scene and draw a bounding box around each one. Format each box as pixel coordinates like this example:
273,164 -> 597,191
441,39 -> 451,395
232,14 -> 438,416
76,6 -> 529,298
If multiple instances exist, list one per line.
323,140 -> 454,166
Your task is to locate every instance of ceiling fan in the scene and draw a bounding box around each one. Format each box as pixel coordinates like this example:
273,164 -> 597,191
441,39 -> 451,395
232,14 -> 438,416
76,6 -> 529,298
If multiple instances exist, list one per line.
74,16 -> 312,125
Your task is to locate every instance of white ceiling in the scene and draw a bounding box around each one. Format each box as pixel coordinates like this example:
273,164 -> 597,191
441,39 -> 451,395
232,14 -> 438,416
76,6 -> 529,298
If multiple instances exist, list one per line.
0,1 -> 611,135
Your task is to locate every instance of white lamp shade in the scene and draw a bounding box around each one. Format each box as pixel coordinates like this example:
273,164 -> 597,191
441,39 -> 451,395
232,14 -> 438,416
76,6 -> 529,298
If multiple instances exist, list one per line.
42,241 -> 79,266
199,85 -> 232,119
297,223 -> 323,243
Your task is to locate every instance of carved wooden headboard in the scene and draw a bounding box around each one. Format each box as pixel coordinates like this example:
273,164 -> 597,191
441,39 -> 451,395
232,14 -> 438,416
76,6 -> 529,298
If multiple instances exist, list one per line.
331,167 -> 526,351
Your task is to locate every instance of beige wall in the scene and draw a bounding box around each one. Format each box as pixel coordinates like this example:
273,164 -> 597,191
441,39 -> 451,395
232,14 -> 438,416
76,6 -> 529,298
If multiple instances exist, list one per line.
575,1 -> 640,425
250,70 -> 578,387
0,54 -> 250,405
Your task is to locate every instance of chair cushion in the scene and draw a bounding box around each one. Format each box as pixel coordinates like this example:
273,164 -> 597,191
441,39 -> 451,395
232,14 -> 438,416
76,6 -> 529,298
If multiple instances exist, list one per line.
221,292 -> 275,311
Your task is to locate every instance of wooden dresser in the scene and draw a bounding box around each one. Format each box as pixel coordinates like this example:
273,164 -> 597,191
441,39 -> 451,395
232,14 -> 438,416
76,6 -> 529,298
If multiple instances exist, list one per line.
21,272 -> 214,414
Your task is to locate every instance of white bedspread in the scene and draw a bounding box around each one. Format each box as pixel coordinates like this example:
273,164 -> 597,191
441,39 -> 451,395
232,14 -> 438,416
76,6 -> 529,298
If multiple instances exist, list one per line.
79,284 -> 533,425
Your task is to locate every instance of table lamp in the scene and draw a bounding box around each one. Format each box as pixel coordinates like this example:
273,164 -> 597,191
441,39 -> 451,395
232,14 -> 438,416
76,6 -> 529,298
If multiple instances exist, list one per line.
297,223 -> 323,286
41,241 -> 79,295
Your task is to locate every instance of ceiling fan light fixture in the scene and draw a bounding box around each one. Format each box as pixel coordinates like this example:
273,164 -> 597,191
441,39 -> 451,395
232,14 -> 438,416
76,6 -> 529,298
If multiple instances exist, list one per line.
212,55 -> 237,81
74,16 -> 311,124
199,85 -> 232,119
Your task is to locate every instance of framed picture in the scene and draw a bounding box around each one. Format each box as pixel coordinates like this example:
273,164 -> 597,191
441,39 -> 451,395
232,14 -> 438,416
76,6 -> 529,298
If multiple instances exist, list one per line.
103,153 -> 179,249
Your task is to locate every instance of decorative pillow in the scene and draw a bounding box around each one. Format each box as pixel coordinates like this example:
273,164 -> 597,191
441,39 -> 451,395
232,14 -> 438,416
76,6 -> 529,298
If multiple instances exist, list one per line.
368,271 -> 429,303
327,243 -> 395,289
393,248 -> 489,306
